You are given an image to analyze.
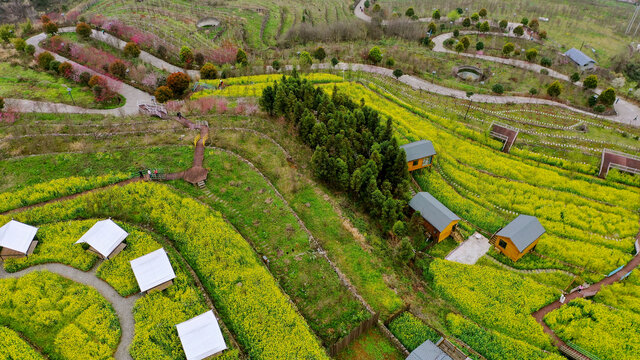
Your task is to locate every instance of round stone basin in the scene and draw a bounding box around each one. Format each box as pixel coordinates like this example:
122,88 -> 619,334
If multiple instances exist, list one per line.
457,70 -> 481,81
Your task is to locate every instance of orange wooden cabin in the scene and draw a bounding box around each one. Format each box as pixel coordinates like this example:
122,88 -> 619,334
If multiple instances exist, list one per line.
409,192 -> 460,242
400,140 -> 436,172
492,215 -> 545,262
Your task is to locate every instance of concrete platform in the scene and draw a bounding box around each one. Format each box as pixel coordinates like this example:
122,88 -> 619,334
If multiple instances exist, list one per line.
445,232 -> 491,265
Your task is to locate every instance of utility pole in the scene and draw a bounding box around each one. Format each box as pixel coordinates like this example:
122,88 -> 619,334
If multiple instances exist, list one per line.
627,4 -> 640,35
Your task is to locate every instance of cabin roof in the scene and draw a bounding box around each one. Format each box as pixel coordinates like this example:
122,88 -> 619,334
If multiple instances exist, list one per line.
401,140 -> 436,162
0,220 -> 38,254
406,339 -> 452,360
409,192 -> 460,232
75,219 -> 128,258
176,310 -> 227,360
130,248 -> 176,292
496,215 -> 546,252
564,48 -> 596,67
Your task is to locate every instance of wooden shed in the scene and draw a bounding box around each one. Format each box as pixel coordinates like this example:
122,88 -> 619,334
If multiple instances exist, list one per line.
400,140 -> 436,172
0,220 -> 38,260
491,215 -> 545,262
409,192 -> 460,242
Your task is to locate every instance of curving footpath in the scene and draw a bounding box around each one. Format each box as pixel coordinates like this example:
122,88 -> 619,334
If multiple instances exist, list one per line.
6,24 -> 639,127
0,263 -> 138,360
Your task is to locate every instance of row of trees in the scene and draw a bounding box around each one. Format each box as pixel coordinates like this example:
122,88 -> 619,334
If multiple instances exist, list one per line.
259,71 -> 412,231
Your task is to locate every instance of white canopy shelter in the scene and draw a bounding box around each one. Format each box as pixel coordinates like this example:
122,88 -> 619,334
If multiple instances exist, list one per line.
130,248 -> 176,292
0,220 -> 38,254
176,310 -> 227,360
75,219 -> 128,259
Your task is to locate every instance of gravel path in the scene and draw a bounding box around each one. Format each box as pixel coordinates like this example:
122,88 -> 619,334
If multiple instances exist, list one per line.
0,263 -> 138,360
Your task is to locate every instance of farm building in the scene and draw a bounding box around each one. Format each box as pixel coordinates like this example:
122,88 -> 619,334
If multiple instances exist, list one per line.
406,339 -> 453,360
130,248 -> 176,293
176,310 -> 228,360
491,215 -> 546,262
0,220 -> 38,260
564,48 -> 596,71
75,219 -> 128,259
400,140 -> 436,172
409,192 -> 460,242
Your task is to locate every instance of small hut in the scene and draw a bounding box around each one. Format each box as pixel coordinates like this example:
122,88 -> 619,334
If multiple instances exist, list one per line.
0,220 -> 38,260
492,215 -> 545,262
400,140 -> 436,172
130,248 -> 176,293
75,219 -> 128,259
406,339 -> 453,360
176,310 -> 228,360
564,48 -> 596,71
409,192 -> 460,242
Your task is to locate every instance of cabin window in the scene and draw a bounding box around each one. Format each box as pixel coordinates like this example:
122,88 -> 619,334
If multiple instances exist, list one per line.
424,156 -> 432,165
498,239 -> 507,249
412,160 -> 419,166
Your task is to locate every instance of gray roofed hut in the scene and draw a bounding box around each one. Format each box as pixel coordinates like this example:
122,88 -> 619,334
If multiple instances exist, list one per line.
564,48 -> 596,71
406,339 -> 453,360
409,192 -> 460,242
401,140 -> 436,171
492,215 -> 546,262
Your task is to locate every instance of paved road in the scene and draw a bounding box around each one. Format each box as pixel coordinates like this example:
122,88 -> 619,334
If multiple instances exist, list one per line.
0,263 -> 138,360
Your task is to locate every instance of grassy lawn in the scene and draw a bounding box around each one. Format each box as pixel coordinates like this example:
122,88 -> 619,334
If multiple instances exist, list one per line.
173,148 -> 370,345
336,327 -> 405,360
0,62 -> 119,109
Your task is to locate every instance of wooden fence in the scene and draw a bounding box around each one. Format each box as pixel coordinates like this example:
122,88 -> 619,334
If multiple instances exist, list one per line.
329,312 -> 380,356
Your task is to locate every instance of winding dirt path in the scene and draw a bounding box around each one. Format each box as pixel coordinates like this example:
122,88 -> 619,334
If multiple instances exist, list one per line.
0,263 -> 139,360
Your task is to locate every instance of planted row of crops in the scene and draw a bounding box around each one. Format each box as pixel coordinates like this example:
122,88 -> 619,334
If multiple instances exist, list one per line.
2,181 -> 327,359
0,326 -> 44,360
0,271 -> 121,360
545,298 -> 640,360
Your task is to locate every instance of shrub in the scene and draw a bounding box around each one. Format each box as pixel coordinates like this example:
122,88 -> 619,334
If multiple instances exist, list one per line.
179,46 -> 194,66
12,37 -> 26,52
272,60 -> 281,71
593,104 -> 605,113
547,81 -> 562,97
455,42 -> 465,53
428,22 -> 437,34
109,60 -> 127,79
432,9 -> 440,20
368,46 -> 383,64
599,87 -> 616,106
25,44 -> 35,56
393,68 -> 403,78
540,57 -> 552,67
299,51 -> 313,66
499,20 -> 508,29
405,7 -> 414,17
476,41 -> 484,51
539,30 -> 547,39
529,18 -> 539,32
570,72 -> 580,82
76,22 -> 91,39
194,52 -> 205,66
492,83 -> 504,94
88,75 -> 104,87
48,60 -> 61,73
540,68 -> 549,75
513,25 -> 524,36
157,44 -> 167,59
0,24 -> 14,43
471,13 -> 479,21
479,8 -> 487,17
154,86 -> 173,103
43,21 -> 58,36
331,57 -> 339,67
583,74 -> 598,89
124,42 -> 141,58
480,21 -> 490,32
453,29 -> 459,37
58,61 -> 73,78
200,62 -> 217,79
462,17 -> 471,27
79,71 -> 91,85
236,48 -> 248,66
502,42 -> 515,56
313,47 -> 326,61
460,36 -> 470,49
588,95 -> 598,107
37,51 -> 55,70
521,17 -> 529,26
167,72 -> 190,95
525,48 -> 537,62
529,88 -> 538,96
386,57 -> 395,66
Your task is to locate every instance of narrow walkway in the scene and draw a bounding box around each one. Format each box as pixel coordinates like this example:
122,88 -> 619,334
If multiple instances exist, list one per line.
445,232 -> 491,265
0,263 -> 139,360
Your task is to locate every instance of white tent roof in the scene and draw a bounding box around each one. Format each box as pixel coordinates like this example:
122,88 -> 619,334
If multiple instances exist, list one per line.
176,310 -> 227,360
74,219 -> 128,258
0,220 -> 38,254
130,248 -> 176,292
